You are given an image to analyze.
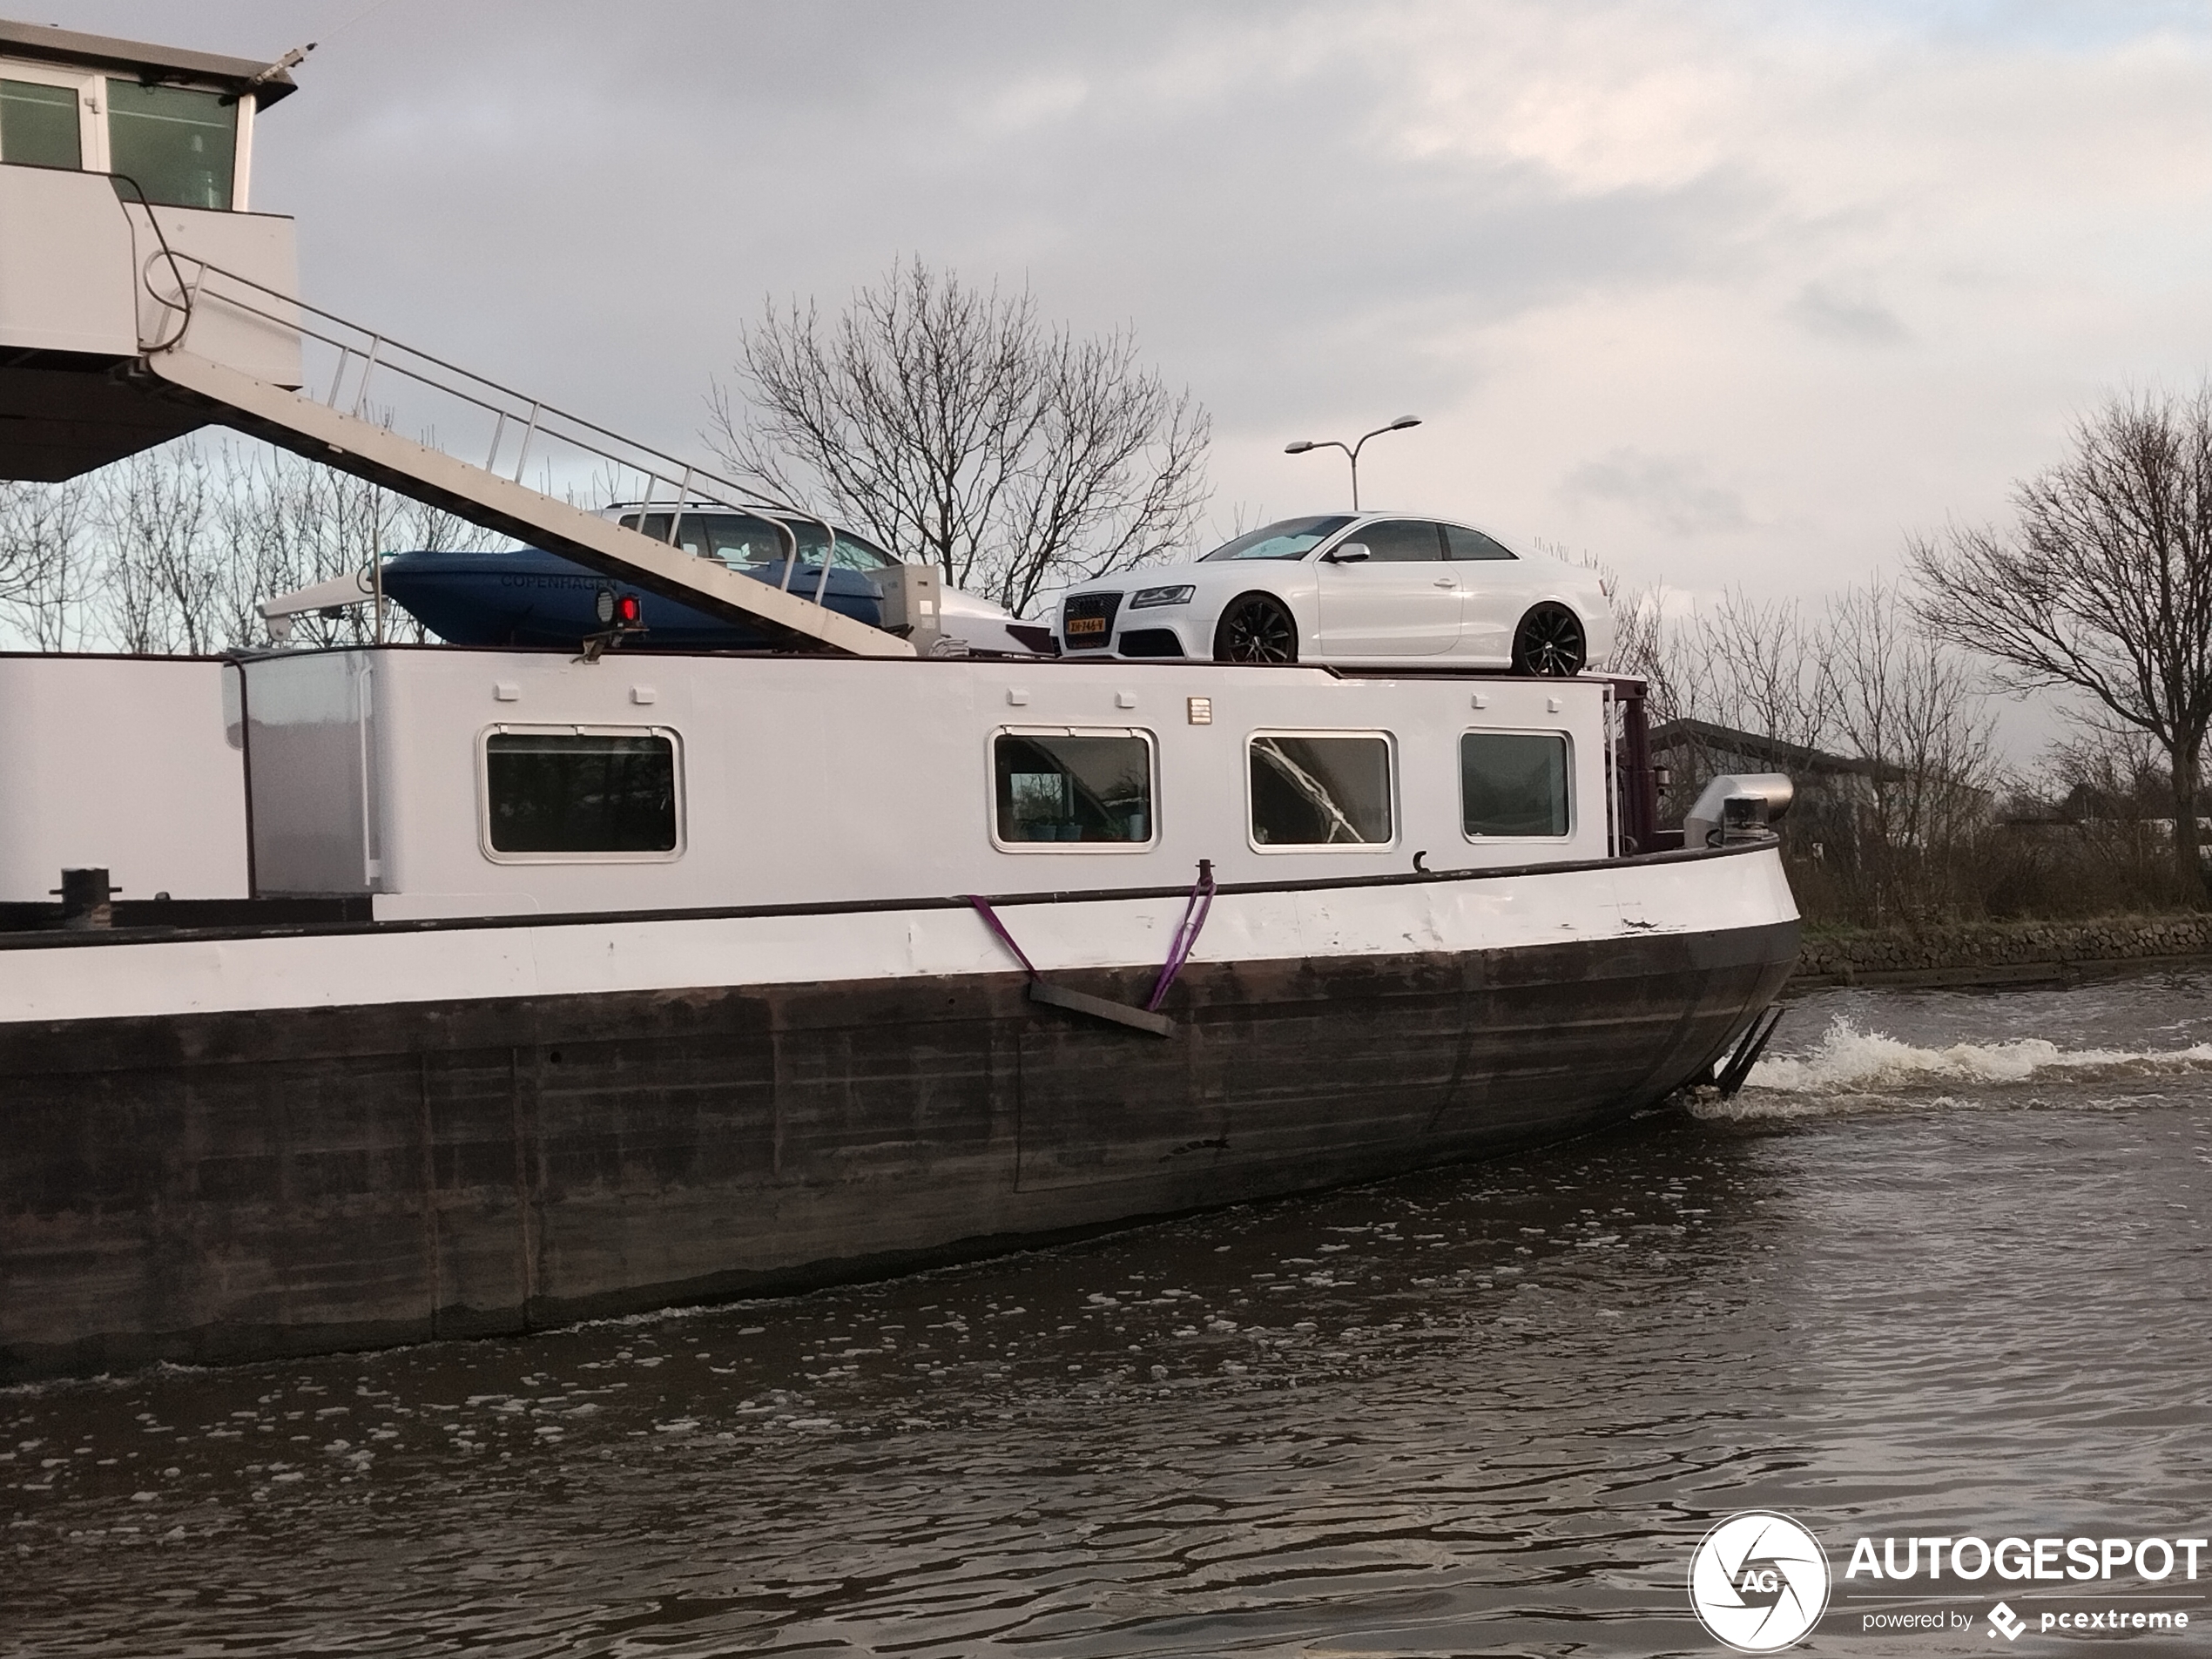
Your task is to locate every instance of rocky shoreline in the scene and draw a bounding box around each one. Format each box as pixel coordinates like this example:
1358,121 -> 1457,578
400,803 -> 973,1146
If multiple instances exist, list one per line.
1791,914 -> 2212,990
1787,915 -> 2212,995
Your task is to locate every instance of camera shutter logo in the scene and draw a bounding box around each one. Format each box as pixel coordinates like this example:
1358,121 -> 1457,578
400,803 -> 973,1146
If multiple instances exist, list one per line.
1688,1511 -> 1831,1652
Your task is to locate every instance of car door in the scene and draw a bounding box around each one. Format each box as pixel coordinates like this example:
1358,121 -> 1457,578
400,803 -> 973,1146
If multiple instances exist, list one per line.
1443,523 -> 1526,663
1313,520 -> 1460,658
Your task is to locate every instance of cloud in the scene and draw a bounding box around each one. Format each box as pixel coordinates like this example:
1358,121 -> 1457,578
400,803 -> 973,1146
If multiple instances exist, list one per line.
1561,448 -> 1753,536
1785,280 -> 1910,345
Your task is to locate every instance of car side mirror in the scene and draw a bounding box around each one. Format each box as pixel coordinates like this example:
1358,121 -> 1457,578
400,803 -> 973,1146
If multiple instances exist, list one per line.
1324,542 -> 1371,563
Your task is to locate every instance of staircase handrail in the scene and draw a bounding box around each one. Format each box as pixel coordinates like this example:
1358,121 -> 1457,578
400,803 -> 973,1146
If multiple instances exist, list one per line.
135,244 -> 847,611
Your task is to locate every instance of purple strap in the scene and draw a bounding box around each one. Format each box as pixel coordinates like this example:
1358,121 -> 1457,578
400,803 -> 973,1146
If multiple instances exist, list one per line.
968,860 -> 1216,1012
1146,860 -> 1216,1011
966,894 -> 1040,979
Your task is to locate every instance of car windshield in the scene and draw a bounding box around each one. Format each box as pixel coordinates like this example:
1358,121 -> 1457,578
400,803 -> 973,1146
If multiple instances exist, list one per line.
1199,515 -> 1353,562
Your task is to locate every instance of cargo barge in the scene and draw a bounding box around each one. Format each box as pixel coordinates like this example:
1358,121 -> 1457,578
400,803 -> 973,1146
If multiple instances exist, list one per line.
0,20 -> 1797,1382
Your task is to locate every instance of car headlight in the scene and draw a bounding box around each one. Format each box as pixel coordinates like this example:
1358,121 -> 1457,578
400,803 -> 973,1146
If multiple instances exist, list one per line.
1130,584 -> 1197,610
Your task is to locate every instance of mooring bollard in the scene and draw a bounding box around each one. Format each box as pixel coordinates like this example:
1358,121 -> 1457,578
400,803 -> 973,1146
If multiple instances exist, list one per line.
56,867 -> 114,930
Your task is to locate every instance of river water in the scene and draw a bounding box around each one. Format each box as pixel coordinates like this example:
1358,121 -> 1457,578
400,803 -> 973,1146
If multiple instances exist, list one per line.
6,974 -> 2210,1656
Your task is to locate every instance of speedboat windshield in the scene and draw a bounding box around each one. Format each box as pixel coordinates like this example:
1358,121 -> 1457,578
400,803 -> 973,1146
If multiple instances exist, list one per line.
1199,515 -> 1353,562
619,510 -> 900,570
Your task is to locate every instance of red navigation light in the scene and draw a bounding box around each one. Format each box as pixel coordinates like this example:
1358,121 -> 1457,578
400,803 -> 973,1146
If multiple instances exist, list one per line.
617,594 -> 643,626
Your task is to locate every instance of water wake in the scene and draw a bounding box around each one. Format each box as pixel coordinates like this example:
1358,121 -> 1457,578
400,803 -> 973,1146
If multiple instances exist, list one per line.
1716,1016 -> 2212,1113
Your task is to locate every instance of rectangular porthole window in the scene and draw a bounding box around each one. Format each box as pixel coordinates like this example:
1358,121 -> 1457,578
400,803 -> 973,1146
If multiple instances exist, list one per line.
482,727 -> 682,860
993,730 -> 1155,848
1460,731 -> 1570,838
1248,733 -> 1393,847
105,78 -> 236,210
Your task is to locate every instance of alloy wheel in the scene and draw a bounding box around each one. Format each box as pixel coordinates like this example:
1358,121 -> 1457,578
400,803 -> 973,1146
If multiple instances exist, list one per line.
1512,604 -> 1585,676
1216,595 -> 1298,664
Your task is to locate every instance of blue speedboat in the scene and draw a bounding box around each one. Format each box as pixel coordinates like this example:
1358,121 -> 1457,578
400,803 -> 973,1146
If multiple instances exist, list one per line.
382,505 -> 899,648
303,508 -> 1049,655
381,546 -> 886,650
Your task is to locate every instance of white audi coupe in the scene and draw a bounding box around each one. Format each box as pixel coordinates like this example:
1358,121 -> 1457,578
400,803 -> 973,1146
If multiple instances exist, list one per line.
1043,513 -> 1615,672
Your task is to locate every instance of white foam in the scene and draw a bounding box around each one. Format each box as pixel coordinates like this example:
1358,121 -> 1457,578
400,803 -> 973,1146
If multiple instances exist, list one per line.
1720,1015 -> 2212,1109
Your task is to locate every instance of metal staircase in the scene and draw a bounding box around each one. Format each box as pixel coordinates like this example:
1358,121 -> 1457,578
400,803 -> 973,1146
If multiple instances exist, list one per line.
0,167 -> 912,658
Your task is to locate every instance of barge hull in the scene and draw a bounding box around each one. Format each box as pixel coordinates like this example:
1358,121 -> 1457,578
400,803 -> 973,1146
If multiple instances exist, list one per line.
0,916 -> 1794,1381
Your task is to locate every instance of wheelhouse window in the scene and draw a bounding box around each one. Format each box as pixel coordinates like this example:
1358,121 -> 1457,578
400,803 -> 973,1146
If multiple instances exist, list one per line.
0,78 -> 80,168
105,79 -> 235,210
994,731 -> 1155,847
482,728 -> 681,858
1249,734 -> 1393,846
1461,732 -> 1570,838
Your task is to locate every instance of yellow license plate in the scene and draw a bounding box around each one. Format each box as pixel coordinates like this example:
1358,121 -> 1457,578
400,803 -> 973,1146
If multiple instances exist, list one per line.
1066,617 -> 1106,637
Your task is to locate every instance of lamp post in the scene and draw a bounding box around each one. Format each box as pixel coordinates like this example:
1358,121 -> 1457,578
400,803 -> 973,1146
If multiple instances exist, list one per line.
1284,415 -> 1421,510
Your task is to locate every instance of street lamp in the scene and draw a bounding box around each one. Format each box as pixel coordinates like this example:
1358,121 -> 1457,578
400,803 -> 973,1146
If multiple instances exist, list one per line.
1284,415 -> 1421,510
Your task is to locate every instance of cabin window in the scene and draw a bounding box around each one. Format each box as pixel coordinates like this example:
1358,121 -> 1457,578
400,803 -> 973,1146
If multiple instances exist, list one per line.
698,514 -> 788,566
1461,732 -> 1570,838
619,511 -> 705,556
620,512 -> 718,558
1248,733 -> 1393,847
105,79 -> 235,210
482,728 -> 681,858
0,78 -> 81,168
994,730 -> 1155,847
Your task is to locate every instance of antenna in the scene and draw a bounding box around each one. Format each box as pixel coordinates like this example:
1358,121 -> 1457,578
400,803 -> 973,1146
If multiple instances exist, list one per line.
246,42 -> 316,88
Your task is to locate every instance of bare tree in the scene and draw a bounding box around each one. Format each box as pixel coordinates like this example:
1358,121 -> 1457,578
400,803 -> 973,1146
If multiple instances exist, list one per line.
4,436 -> 502,653
1690,589 -> 1833,753
1911,384 -> 2212,903
0,478 -> 91,649
707,258 -> 1211,614
2034,729 -> 2183,909
213,446 -> 369,648
210,442 -> 493,647
93,446 -> 219,653
1604,574 -> 1674,717
1819,575 -> 1999,920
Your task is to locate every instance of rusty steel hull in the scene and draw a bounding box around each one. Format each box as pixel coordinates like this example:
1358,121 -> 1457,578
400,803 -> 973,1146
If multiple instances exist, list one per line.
0,914 -> 1796,1382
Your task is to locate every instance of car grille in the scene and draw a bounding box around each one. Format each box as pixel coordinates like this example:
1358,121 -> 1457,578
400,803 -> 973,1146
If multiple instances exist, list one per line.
1061,591 -> 1122,651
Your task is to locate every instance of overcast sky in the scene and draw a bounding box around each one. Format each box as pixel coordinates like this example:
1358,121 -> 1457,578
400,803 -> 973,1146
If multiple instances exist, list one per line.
33,1 -> 2212,640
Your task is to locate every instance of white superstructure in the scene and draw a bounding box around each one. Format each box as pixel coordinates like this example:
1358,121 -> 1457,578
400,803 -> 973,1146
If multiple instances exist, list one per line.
0,656 -> 248,903
227,648 -> 1621,919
